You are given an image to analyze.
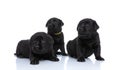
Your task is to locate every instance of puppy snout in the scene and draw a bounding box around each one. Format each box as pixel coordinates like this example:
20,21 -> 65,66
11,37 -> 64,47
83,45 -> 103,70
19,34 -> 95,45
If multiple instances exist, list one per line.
34,45 -> 42,50
79,27 -> 87,32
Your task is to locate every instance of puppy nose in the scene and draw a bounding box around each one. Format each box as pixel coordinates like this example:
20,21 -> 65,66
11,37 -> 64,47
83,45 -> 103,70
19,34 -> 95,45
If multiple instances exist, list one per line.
84,26 -> 89,32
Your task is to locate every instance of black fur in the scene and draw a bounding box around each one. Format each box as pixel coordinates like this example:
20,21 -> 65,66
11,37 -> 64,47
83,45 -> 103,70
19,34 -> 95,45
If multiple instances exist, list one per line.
46,17 -> 67,56
67,18 -> 104,62
15,32 -> 59,65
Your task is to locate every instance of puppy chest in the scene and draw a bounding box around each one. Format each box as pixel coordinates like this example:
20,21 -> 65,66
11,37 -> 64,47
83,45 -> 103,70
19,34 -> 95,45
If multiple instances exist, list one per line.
53,37 -> 63,43
81,40 -> 96,48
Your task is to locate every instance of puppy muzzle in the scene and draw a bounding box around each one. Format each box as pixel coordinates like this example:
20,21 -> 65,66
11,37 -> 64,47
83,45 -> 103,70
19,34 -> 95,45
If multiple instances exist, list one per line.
32,47 -> 47,54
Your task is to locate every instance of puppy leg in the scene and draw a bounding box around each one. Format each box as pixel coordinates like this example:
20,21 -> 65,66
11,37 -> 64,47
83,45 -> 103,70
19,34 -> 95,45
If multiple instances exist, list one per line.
60,43 -> 67,56
30,58 -> 39,65
77,48 -> 85,62
67,41 -> 77,58
29,52 -> 39,65
84,48 -> 94,58
94,44 -> 104,61
53,44 -> 59,56
49,50 -> 59,61
15,46 -> 24,58
76,39 -> 85,62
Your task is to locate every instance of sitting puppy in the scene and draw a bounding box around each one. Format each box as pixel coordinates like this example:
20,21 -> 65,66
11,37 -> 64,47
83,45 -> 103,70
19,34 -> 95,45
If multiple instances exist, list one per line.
46,17 -> 67,56
15,32 -> 59,64
67,18 -> 105,62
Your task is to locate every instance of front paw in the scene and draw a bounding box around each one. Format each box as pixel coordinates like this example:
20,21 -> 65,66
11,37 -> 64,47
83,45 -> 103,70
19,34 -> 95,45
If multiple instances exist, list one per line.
30,60 -> 39,65
96,57 -> 105,61
50,57 -> 59,61
77,57 -> 85,62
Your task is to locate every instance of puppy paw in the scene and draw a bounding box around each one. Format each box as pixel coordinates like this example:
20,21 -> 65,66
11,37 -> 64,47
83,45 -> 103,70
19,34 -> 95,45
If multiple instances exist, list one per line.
77,57 -> 85,62
30,60 -> 39,65
96,57 -> 105,61
17,55 -> 25,58
50,57 -> 59,61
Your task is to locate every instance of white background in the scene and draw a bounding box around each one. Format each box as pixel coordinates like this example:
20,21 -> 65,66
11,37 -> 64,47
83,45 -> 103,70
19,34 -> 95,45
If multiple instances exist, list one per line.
0,0 -> 120,70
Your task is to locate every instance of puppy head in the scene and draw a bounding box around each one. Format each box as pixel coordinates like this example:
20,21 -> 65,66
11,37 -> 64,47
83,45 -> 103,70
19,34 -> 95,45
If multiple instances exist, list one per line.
30,32 -> 54,54
77,18 -> 99,38
46,17 -> 64,33
32,36 -> 43,50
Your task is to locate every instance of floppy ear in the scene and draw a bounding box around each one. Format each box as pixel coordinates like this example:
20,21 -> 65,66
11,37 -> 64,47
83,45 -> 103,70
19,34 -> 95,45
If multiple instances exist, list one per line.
93,20 -> 99,30
46,20 -> 51,27
77,24 -> 79,31
77,21 -> 82,31
60,20 -> 64,26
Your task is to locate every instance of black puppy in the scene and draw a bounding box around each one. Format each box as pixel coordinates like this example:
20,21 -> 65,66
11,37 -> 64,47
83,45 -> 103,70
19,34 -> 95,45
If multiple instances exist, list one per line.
67,18 -> 104,62
46,17 -> 67,56
15,32 -> 59,64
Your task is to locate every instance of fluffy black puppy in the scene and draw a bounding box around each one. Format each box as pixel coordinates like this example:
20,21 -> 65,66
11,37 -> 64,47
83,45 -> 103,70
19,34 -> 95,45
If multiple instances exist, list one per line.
46,17 -> 67,56
67,18 -> 105,62
15,32 -> 59,65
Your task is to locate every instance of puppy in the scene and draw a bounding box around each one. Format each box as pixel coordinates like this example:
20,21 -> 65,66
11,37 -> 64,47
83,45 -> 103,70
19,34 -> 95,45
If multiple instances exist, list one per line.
15,32 -> 59,64
67,18 -> 105,62
46,17 -> 67,56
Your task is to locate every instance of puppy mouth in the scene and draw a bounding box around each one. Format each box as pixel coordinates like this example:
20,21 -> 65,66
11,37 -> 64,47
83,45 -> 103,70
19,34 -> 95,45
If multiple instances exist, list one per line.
32,47 -> 47,54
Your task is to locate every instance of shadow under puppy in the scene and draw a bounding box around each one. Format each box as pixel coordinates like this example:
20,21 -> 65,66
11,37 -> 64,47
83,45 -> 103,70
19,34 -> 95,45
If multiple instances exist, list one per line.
67,18 -> 105,62
46,17 -> 67,56
15,32 -> 59,65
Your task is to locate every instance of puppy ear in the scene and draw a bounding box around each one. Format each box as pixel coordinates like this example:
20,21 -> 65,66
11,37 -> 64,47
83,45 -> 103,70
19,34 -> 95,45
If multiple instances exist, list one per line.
93,20 -> 99,30
46,20 -> 51,27
77,22 -> 81,31
60,20 -> 64,26
77,25 -> 79,31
